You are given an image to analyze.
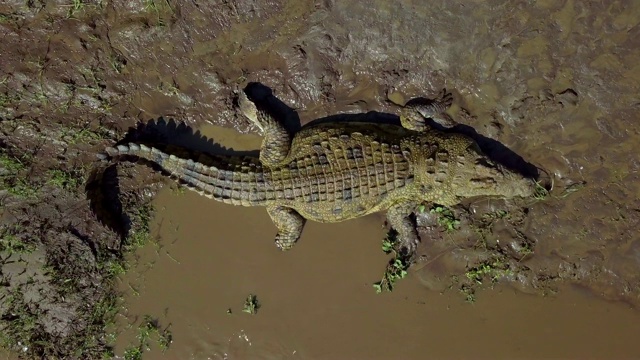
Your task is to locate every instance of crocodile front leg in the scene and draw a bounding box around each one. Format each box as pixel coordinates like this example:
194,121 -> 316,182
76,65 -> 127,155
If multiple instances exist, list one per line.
399,89 -> 456,131
386,201 -> 420,260
238,91 -> 291,167
267,205 -> 306,250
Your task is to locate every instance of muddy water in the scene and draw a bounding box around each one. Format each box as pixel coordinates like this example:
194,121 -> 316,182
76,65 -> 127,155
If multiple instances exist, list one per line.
115,126 -> 640,359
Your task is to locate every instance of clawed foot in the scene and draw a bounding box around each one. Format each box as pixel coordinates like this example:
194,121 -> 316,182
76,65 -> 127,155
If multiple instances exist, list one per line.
434,88 -> 453,111
237,90 -> 264,133
397,236 -> 419,265
404,88 -> 452,115
400,89 -> 457,131
274,233 -> 300,251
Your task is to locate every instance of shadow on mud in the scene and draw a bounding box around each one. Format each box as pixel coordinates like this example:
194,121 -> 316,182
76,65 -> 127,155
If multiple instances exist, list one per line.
246,81 -> 541,180
85,81 -> 542,241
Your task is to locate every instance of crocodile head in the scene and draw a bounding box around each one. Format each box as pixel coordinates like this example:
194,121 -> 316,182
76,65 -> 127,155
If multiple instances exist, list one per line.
453,142 -> 537,200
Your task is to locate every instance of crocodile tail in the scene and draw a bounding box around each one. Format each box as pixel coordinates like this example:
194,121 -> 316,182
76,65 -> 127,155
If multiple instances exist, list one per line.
100,143 -> 264,206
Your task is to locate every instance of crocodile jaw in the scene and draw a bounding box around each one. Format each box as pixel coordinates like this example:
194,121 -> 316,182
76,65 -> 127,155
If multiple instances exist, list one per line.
457,162 -> 536,200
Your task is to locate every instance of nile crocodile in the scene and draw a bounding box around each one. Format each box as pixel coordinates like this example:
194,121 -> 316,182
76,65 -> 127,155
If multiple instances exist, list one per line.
101,89 -> 536,260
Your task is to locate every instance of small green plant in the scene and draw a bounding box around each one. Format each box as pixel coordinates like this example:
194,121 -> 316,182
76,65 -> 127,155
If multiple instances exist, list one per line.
110,56 -> 125,74
381,230 -> 398,254
533,181 -> 549,200
123,346 -> 143,360
124,204 -> 154,250
104,260 -> 127,278
6,179 -> 39,198
0,153 -> 25,173
0,233 -> 35,256
465,259 -> 513,284
430,205 -> 460,232
460,285 -> 476,304
47,168 -> 82,190
61,126 -> 111,145
157,328 -> 172,351
242,294 -> 259,314
374,229 -> 410,293
0,153 -> 39,198
144,0 -> 167,26
123,315 -> 172,358
373,257 -> 409,293
67,0 -> 84,17
0,288 -> 46,354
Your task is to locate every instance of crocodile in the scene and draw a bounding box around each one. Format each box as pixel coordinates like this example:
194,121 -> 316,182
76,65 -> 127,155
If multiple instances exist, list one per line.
101,89 -> 537,259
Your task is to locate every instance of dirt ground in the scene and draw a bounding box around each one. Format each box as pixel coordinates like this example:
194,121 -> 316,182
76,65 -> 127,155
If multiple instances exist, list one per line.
1,0 -> 640,359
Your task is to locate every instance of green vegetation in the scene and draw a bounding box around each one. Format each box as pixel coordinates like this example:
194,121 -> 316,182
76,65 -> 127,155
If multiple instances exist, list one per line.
124,204 -> 154,251
460,285 -> 476,304
429,205 -> 460,232
144,0 -> 173,26
242,294 -> 260,314
123,315 -> 172,360
124,346 -> 143,360
47,168 -> 83,190
380,230 -> 397,254
60,125 -> 112,145
0,231 -> 35,256
374,230 -> 410,293
67,0 -> 84,17
373,257 -> 409,293
0,147 -> 150,357
0,287 -> 46,354
104,259 -> 127,278
78,292 -> 120,358
465,258 -> 514,285
0,152 -> 39,199
533,181 -> 549,200
447,257 -> 519,304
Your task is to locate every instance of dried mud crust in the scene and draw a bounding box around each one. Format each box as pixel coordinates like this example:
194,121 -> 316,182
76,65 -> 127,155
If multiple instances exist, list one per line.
1,0 -> 640,359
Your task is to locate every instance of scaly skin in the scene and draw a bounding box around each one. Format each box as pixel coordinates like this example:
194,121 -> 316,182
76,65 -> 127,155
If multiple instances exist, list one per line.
102,89 -> 535,260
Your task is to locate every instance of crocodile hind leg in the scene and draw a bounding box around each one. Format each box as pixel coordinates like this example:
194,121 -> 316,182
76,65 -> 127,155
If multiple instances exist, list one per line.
386,201 -> 420,261
238,91 -> 291,167
399,89 -> 457,131
267,205 -> 306,250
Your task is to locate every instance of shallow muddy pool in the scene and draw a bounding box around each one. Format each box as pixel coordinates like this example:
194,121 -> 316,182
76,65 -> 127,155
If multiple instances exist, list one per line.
115,184 -> 640,360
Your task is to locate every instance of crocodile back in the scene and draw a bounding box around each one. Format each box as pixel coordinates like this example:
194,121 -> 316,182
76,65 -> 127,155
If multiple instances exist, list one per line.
262,123 -> 415,221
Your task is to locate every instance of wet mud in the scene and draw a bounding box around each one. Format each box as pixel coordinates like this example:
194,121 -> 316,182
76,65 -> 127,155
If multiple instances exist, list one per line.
1,0 -> 640,358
